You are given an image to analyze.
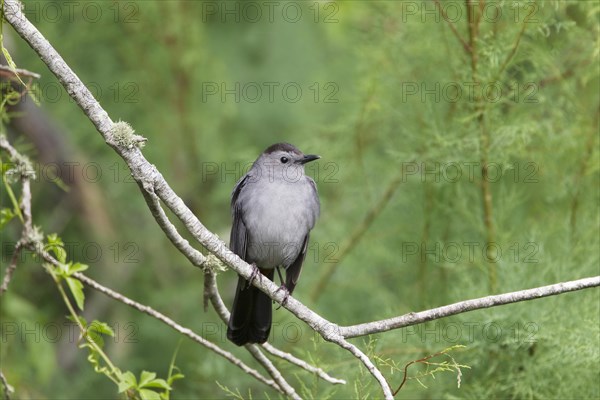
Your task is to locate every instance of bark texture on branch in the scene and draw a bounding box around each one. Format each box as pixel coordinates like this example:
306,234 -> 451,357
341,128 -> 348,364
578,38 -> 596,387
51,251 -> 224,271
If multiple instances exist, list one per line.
340,276 -> 600,338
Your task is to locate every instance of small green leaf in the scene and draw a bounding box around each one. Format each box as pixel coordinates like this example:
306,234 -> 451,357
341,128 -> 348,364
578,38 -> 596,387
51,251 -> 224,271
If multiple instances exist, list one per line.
68,262 -> 89,274
117,380 -> 133,394
0,160 -> 14,175
46,234 -> 67,263
167,340 -> 184,386
139,371 -> 157,387
56,248 -> 67,264
57,262 -> 70,277
46,233 -> 63,245
0,208 -> 15,228
65,277 -> 85,310
1,173 -> 23,223
139,389 -> 161,400
142,379 -> 171,390
88,330 -> 105,348
1,47 -> 28,89
118,371 -> 137,393
89,320 -> 115,337
49,246 -> 67,265
168,373 -> 185,383
119,371 -> 137,393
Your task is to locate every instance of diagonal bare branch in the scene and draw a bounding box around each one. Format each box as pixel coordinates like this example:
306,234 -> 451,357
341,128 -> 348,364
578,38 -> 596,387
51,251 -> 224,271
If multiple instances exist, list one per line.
0,241 -> 23,295
261,343 -> 347,385
71,271 -> 281,392
0,135 -> 34,294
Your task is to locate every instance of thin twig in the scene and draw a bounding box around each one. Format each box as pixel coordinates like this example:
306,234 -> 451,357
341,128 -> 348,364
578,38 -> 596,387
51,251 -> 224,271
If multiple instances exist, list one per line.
340,276 -> 600,338
22,233 -> 278,391
261,343 -> 347,385
72,271 -> 280,392
464,0 -> 497,292
392,347 -> 458,394
203,270 -> 230,320
0,64 -> 41,79
337,339 -> 392,395
0,135 -> 34,295
244,345 -> 301,400
20,171 -> 32,232
0,241 -> 23,295
434,0 -> 471,53
0,136 -> 33,232
493,19 -> 528,82
141,188 -> 207,268
19,223 -> 274,388
0,135 -> 20,159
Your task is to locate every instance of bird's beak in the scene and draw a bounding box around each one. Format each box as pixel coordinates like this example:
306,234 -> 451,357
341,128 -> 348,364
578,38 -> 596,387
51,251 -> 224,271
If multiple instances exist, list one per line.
298,154 -> 320,164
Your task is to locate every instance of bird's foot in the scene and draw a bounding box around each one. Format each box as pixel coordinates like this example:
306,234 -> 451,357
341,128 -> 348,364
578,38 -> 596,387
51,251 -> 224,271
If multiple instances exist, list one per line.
246,263 -> 262,288
275,284 -> 290,309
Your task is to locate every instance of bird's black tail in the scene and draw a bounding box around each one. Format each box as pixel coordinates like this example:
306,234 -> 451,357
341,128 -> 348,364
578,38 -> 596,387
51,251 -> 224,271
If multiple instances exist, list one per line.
227,269 -> 274,346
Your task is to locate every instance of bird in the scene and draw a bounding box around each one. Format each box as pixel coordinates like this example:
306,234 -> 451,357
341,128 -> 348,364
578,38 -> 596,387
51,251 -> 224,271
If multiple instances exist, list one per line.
227,143 -> 320,346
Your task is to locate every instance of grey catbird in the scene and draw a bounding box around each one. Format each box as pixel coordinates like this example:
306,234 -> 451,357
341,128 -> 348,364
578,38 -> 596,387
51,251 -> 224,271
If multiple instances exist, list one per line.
227,143 -> 320,346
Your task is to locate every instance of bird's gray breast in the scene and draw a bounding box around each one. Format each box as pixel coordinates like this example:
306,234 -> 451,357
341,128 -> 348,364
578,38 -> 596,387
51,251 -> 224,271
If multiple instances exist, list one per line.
238,176 -> 318,268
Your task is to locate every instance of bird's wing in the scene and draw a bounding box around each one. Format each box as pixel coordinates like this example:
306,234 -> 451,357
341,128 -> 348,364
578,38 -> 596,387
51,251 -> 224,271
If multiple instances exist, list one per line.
230,174 -> 250,258
307,176 -> 320,219
284,176 -> 319,294
285,233 -> 310,295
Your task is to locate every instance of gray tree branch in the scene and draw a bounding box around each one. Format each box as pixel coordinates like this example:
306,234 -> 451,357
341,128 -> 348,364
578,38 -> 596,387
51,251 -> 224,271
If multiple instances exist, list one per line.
72,272 -> 281,392
0,63 -> 41,79
0,134 -> 33,295
0,370 -> 13,400
340,276 -> 600,338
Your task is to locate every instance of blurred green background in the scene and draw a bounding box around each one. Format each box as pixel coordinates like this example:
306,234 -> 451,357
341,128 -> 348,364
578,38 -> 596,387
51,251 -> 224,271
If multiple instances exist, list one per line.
1,0 -> 599,398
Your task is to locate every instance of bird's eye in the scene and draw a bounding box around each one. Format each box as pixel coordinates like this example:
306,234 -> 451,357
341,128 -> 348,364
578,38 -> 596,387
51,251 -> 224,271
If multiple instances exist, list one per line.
280,156 -> 289,164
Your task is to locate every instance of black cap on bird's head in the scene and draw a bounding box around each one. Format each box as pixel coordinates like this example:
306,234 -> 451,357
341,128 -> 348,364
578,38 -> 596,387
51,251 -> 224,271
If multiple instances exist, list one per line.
264,142 -> 300,155
262,142 -> 320,165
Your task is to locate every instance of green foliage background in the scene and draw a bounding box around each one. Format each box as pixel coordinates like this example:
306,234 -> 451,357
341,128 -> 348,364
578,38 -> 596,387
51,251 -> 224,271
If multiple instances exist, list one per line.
1,1 -> 599,398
